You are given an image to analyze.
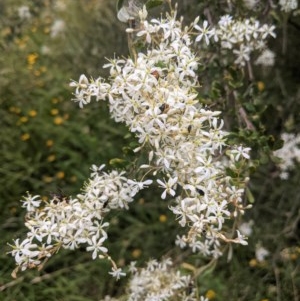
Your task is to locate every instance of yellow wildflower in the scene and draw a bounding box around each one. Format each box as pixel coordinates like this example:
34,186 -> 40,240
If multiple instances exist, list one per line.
132,249 -> 142,258
19,116 -> 28,123
42,175 -> 53,183
27,53 -> 38,65
10,106 -> 21,114
249,258 -> 258,267
51,98 -> 59,104
257,81 -> 265,92
159,214 -> 167,223
51,108 -> 59,115
138,198 -> 145,204
56,171 -> 65,179
46,139 -> 54,147
21,133 -> 30,141
28,110 -> 37,117
54,116 -> 64,125
47,154 -> 56,162
69,175 -> 77,182
205,289 -> 216,300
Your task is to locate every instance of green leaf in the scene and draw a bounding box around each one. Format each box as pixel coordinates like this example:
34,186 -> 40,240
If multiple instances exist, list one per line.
122,146 -> 134,155
109,158 -> 128,168
246,187 -> 255,203
116,0 -> 125,12
146,0 -> 163,10
225,167 -> 238,178
271,138 -> 284,151
243,103 -> 256,113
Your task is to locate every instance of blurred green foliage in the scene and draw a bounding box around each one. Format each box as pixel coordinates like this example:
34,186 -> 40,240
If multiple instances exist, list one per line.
0,0 -> 128,205
0,0 -> 129,299
1,0 -> 299,300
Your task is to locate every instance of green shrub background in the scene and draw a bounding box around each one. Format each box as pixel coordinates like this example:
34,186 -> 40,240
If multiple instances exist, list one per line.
1,0 -> 299,300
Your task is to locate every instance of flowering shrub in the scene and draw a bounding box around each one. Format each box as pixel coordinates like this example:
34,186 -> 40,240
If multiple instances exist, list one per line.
103,258 -> 200,301
0,0 -> 127,206
9,2 -> 255,276
274,133 -> 300,179
5,0 -> 300,300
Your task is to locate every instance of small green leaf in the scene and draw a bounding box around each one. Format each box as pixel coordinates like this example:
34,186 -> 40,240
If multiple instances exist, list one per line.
122,146 -> 134,155
246,187 -> 255,203
146,0 -> 163,10
124,133 -> 132,139
109,158 -> 127,168
243,103 -> 256,113
116,0 -> 125,12
226,167 -> 238,178
272,138 -> 284,151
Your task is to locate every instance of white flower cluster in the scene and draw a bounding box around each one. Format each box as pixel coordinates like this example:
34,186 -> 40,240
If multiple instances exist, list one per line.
195,15 -> 276,66
274,133 -> 300,179
9,166 -> 151,276
50,19 -> 65,38
100,258 -> 206,301
219,15 -> 275,66
255,49 -> 276,66
239,220 -> 254,236
70,9 -> 250,258
255,244 -> 269,262
18,5 -> 31,20
279,0 -> 298,12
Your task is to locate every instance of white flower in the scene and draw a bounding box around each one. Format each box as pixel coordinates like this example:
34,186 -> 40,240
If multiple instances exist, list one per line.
235,230 -> 248,246
230,146 -> 251,161
239,220 -> 254,236
8,238 -> 39,265
117,0 -> 142,23
233,45 -> 252,66
274,133 -> 300,177
194,20 -> 215,45
90,164 -> 106,178
136,21 -> 153,43
260,24 -> 276,39
218,15 -> 233,27
50,19 -> 65,38
127,179 -> 153,196
20,194 -> 41,212
279,0 -> 298,12
127,259 -> 197,300
86,236 -> 108,259
255,245 -> 269,262
157,177 -> 178,199
128,261 -> 138,273
18,6 -> 31,20
255,49 -> 275,66
175,235 -> 187,248
109,267 -> 126,280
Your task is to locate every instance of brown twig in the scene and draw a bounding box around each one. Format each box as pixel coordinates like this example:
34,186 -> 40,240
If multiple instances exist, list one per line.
0,276 -> 24,292
238,106 -> 256,131
0,264 -> 77,291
